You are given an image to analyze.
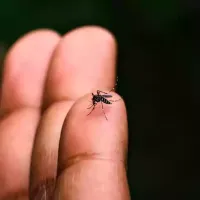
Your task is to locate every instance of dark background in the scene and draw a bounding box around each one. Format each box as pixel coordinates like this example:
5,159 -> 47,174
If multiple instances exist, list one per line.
0,1 -> 198,199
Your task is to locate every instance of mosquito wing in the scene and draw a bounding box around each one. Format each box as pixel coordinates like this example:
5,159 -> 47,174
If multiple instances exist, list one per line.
101,95 -> 112,98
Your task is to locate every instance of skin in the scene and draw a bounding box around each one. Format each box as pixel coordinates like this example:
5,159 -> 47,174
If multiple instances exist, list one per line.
0,26 -> 130,200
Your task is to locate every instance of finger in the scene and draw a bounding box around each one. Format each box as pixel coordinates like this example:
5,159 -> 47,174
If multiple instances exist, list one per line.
0,109 -> 40,200
0,29 -> 60,114
29,101 -> 73,199
44,25 -> 117,106
0,30 -> 61,199
30,26 -> 117,198
55,93 -> 130,200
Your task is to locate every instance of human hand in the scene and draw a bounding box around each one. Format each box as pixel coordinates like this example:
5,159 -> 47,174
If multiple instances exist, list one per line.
0,26 -> 130,200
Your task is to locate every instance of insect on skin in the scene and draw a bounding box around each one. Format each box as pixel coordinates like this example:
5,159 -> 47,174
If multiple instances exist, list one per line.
87,78 -> 120,120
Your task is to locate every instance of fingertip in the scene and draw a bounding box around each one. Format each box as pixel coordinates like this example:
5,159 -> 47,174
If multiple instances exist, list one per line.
64,25 -> 117,48
5,29 -> 60,62
1,29 -> 61,111
69,92 -> 127,126
45,26 -> 118,104
56,92 -> 130,200
59,92 -> 128,171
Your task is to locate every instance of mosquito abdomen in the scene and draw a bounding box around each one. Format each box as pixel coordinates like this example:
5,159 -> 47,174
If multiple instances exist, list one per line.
101,96 -> 111,104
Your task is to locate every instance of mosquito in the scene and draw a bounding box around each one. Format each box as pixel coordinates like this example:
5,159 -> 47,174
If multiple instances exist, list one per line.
87,78 -> 120,120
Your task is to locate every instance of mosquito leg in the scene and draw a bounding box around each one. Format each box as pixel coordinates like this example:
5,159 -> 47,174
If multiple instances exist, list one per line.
87,104 -> 94,109
108,87 -> 116,93
101,101 -> 108,120
98,77 -> 119,94
97,90 -> 108,95
108,77 -> 119,92
87,104 -> 96,116
97,86 -> 116,94
98,87 -> 115,94
109,98 -> 121,102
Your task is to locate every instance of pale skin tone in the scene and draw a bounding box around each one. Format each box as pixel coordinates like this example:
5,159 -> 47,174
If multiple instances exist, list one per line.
0,26 -> 130,200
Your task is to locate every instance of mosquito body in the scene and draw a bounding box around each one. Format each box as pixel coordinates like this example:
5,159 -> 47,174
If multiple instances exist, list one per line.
87,90 -> 120,120
92,93 -> 112,104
